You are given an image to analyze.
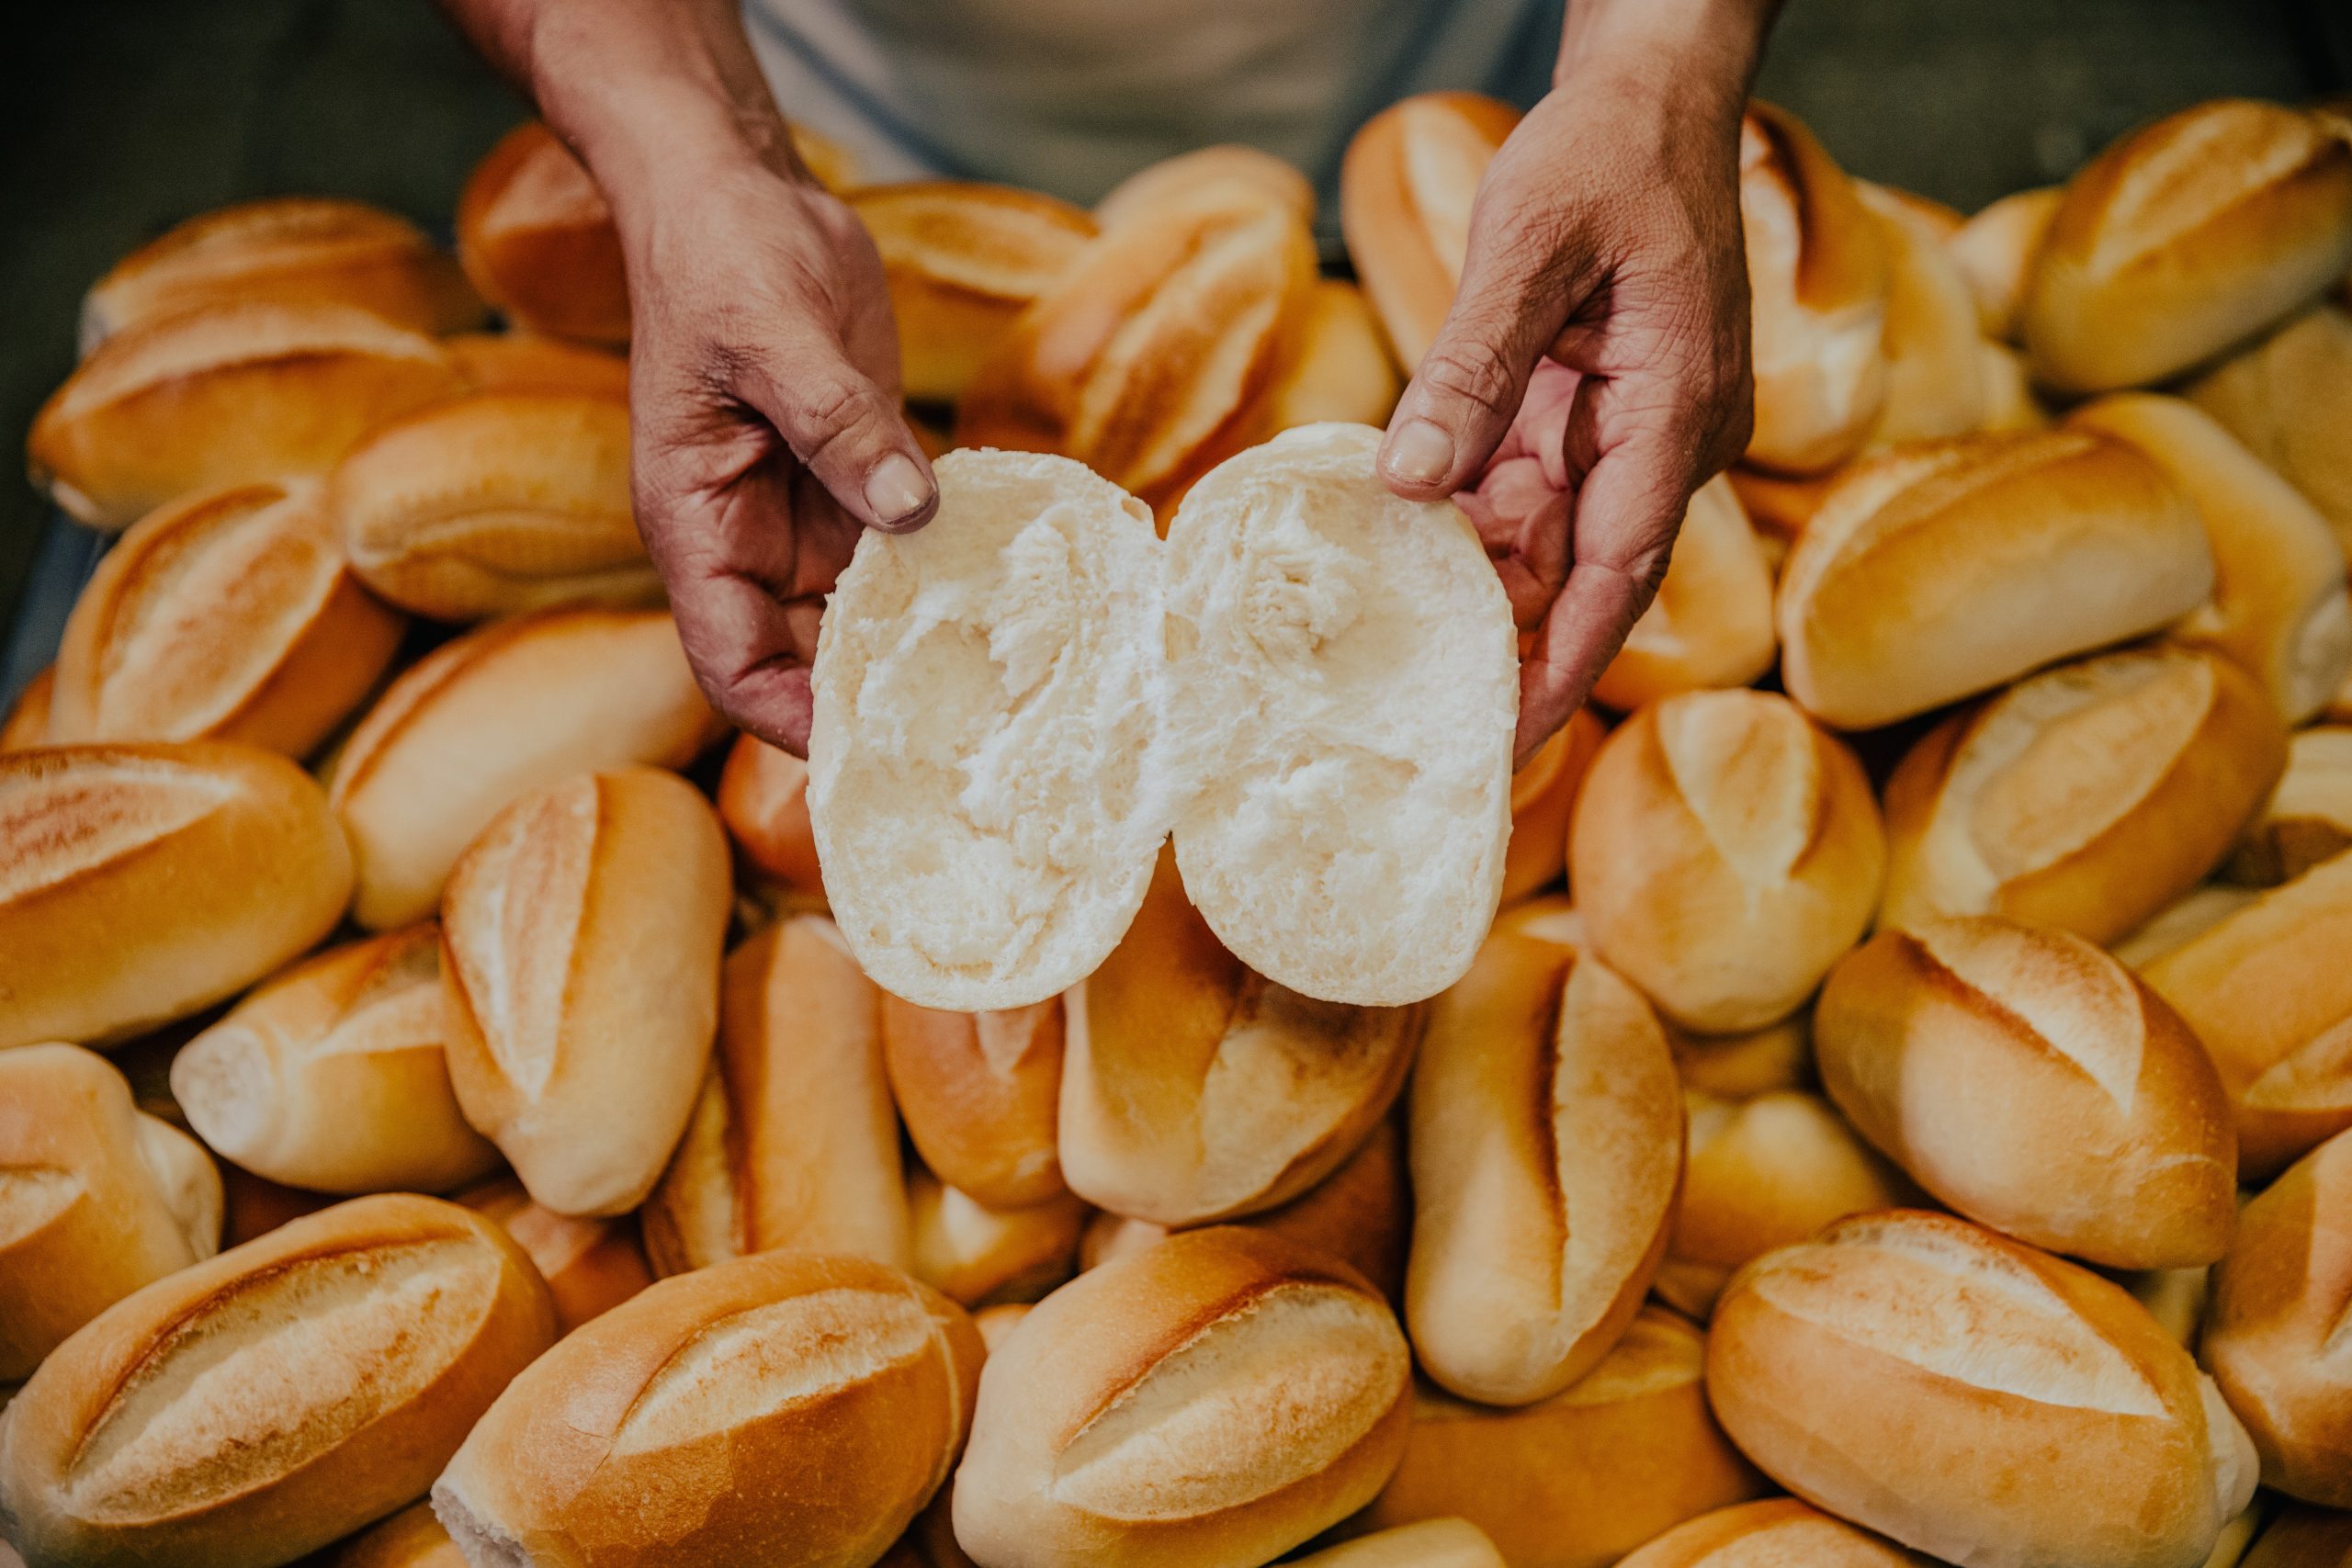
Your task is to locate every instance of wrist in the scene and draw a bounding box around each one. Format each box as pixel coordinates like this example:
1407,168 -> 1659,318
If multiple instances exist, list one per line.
1555,0 -> 1773,107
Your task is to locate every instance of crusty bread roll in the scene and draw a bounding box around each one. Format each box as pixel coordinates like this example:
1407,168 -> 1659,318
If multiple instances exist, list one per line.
2188,303 -> 2352,558
48,477 -> 404,755
642,915 -> 908,1269
848,180 -> 1097,404
953,1226 -> 1411,1568
0,668 -> 51,750
445,331 -> 629,399
2144,852 -> 2352,1179
1948,186 -> 2060,344
1062,848 -> 1419,1225
908,1172 -> 1086,1308
1501,707 -> 1605,902
170,924 -> 499,1194
1774,429 -> 2215,730
1617,1499 -> 1936,1568
1095,144 -> 1317,234
2024,99 -> 2352,394
433,1251 -> 981,1568
2231,727 -> 2352,885
1672,1012 -> 1816,1099
1723,466 -> 1833,572
337,1502 -> 467,1568
81,197 -> 483,349
1879,644 -> 2287,943
28,300 -> 466,530
717,733 -> 828,898
2072,394 -> 2352,724
1363,1305 -> 1767,1568
457,1175 -> 650,1335
883,994 -> 1063,1209
1707,1209 -> 2258,1568
0,741 -> 353,1050
2242,1506 -> 2352,1568
328,605 -> 724,929
2203,1128 -> 2352,1505
1267,278 -> 1405,432
456,120 -> 628,344
1976,339 -> 2051,432
331,392 -> 657,620
1294,1519 -> 1504,1568
1738,102 -> 1890,475
0,1192 -> 553,1568
1570,689 -> 1884,1033
441,767 -> 730,1216
1656,1088 -> 1906,1319
1340,93 -> 1520,372
2115,884 -> 2264,969
0,1044 -> 220,1381
1590,477 -> 1777,711
1815,916 -> 2237,1268
1856,181 -> 1989,446
1408,918 -> 1679,1403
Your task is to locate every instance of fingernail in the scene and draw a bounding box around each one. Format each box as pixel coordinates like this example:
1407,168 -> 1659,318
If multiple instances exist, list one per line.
865,453 -> 934,528
1384,419 -> 1455,486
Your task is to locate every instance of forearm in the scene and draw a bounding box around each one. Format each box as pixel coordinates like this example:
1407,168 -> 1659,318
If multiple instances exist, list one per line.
1555,0 -> 1781,107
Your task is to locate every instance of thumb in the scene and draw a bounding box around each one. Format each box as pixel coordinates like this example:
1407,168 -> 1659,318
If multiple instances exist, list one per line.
733,330 -> 940,534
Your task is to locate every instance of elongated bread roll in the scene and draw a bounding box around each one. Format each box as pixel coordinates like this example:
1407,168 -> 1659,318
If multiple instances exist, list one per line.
48,477 -> 404,755
1063,848 -> 1419,1225
2024,99 -> 2352,394
1294,1520 -> 1504,1568
1774,430 -> 2216,730
1618,1499 -> 1936,1568
953,1226 -> 1411,1568
0,1193 -> 553,1568
332,393 -> 656,620
2073,394 -> 2352,723
1857,181 -> 1988,446
456,121 -> 628,344
1591,478 -> 1777,712
0,668 -> 51,750
1501,707 -> 1606,902
642,915 -> 908,1269
2231,727 -> 2352,885
446,331 -> 629,399
1977,339 -> 2050,431
2188,303 -> 2352,558
1707,1210 -> 2257,1568
0,1044 -> 220,1381
1724,466 -> 1835,570
1880,644 -> 2287,943
457,1175 -> 650,1335
1408,919 -> 1680,1404
1363,1305 -> 1767,1568
884,993 -> 1062,1207
337,1502 -> 467,1568
171,924 -> 499,1194
717,733 -> 827,897
0,742 -> 353,1050
1948,186 -> 2060,343
1096,144 -> 1317,234
1267,278 -> 1404,432
433,1252 -> 981,1568
1571,689 -> 1884,1033
1816,917 -> 2237,1268
1340,94 -> 1520,371
441,767 -> 730,1216
2114,884 -> 2264,969
908,1172 -> 1086,1307
329,606 -> 724,929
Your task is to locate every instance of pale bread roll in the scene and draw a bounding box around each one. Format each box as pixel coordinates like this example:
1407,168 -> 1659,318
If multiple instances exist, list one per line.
49,478 -> 404,754
951,1226 -> 1411,1568
1880,644 -> 2287,943
171,923 -> 499,1195
2125,1264 -> 2217,1348
0,1044 -> 220,1381
1501,707 -> 1606,903
1856,181 -> 1988,447
1569,689 -> 1885,1033
1774,429 -> 2216,731
0,741 -> 353,1050
2115,884 -> 2264,969
456,121 -> 628,344
883,993 -> 1063,1208
2242,1506 -> 2352,1568
1816,917 -> 2238,1268
457,1175 -> 650,1336
1589,478 -> 1777,712
1267,278 -> 1405,432
0,1193 -> 553,1568
445,330 -> 629,399
328,605 -> 725,930
907,1172 -> 1086,1308
2231,727 -> 2352,885
2188,303 -> 2352,558
337,1502 -> 467,1568
1617,1499 -> 1936,1568
1293,1519 -> 1504,1568
970,1303 -> 1031,1354
432,1252 -> 982,1568
1340,93 -> 1521,371
0,668 -> 52,750
717,733 -> 828,899
1948,186 -> 2060,343
1095,144 -> 1317,233
1062,847 -> 1419,1225
440,767 -> 730,1216
1407,919 -> 1680,1404
1707,1210 -> 2258,1568
641,915 -> 909,1270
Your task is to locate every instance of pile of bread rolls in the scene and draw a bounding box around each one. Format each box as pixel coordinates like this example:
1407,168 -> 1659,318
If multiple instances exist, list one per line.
2,84 -> 2350,1568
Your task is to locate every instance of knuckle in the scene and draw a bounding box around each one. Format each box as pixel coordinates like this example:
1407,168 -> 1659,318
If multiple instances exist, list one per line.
1415,344 -> 1521,423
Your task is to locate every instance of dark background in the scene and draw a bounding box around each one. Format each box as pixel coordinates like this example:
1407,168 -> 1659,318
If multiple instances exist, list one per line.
4,0 -> 2348,648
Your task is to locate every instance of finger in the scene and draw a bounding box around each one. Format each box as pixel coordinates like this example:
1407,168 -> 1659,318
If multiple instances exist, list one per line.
1460,471 -> 1570,630
1516,557 -> 1645,766
729,331 -> 940,535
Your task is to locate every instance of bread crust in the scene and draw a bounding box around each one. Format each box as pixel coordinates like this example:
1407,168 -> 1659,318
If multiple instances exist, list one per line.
1339,94 -> 1521,372
456,121 -> 629,344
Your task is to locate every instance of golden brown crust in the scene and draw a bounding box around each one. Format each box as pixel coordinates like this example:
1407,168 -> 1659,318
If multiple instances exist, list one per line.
1501,708 -> 1606,904
884,994 -> 1064,1208
445,331 -> 629,399
2188,303 -> 2352,560
0,667 -> 54,751
1948,186 -> 2061,344
2230,726 -> 2352,885
717,733 -> 829,897
456,121 -> 629,344
456,1175 -> 652,1336
1591,477 -> 1777,711
1340,94 -> 1521,373
908,1173 -> 1087,1308
334,1501 -> 470,1568
1616,1499 -> 1936,1568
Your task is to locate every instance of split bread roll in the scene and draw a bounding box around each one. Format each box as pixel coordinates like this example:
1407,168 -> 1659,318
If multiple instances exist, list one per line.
1706,1210 -> 2258,1568
48,477 -> 405,755
1293,1520 -> 1504,1568
642,916 -> 909,1270
328,605 -> 724,929
717,733 -> 827,897
432,1252 -> 981,1568
170,924 -> 500,1194
2188,303 -> 2352,558
338,1503 -> 467,1568
1062,848 -> 1419,1226
2024,98 -> 2352,394
1879,643 -> 2287,944
2071,394 -> 2352,724
2113,884 -> 2264,970
445,331 -> 629,399
331,392 -> 656,620
440,767 -> 730,1216
458,1176 -> 650,1336
884,993 -> 1062,1208
1617,1499 -> 1938,1568
0,668 -> 51,750
0,1193 -> 554,1568
907,1172 -> 1086,1307
2232,727 -> 2352,885
1500,707 -> 1605,902
1569,689 -> 1885,1034
847,181 -> 1097,404
1340,93 -> 1520,371
1773,429 -> 2216,731
1407,918 -> 1680,1404
1589,477 -> 1776,712
81,197 -> 482,349
1266,279 -> 1404,432
0,742 -> 352,1050
1094,144 -> 1317,234
1855,181 -> 1988,446
1362,1305 -> 1767,1568
952,1226 -> 1411,1568
28,300 -> 466,530
0,1044 -> 220,1382
1815,916 -> 2238,1268
2203,1128 -> 2352,1506
1948,186 -> 2060,343
457,120 -> 629,344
